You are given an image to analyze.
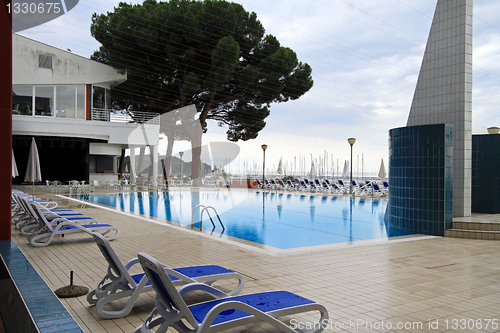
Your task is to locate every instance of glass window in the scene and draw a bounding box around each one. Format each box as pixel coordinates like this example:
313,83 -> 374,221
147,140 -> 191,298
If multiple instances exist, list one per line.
38,54 -> 52,69
93,86 -> 105,109
34,86 -> 54,116
106,88 -> 111,110
56,85 -> 76,118
77,85 -> 86,119
12,85 -> 33,115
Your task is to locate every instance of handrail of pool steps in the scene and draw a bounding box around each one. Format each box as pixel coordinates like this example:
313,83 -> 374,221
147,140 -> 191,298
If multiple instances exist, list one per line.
191,204 -> 225,232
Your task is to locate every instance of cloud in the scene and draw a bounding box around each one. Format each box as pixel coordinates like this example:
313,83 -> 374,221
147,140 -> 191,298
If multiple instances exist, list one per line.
16,0 -> 500,176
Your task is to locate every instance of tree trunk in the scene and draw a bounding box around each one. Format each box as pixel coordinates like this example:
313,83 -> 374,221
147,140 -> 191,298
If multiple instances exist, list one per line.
164,133 -> 174,180
188,127 -> 203,186
138,146 -> 146,177
118,149 -> 125,178
148,147 -> 154,180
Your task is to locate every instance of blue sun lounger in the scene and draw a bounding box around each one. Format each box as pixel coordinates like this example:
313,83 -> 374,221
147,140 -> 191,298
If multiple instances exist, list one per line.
87,233 -> 245,319
11,190 -> 58,209
28,203 -> 119,247
134,252 -> 329,333
13,195 -> 98,235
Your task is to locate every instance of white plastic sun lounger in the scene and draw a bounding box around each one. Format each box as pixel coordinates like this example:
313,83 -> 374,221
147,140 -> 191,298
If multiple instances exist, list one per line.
13,196 -> 97,235
134,252 -> 329,333
28,203 -> 119,247
87,233 -> 245,319
11,190 -> 58,209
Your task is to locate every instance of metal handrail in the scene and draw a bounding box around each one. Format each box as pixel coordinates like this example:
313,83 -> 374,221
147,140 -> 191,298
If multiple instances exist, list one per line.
191,204 -> 225,232
91,108 -> 160,125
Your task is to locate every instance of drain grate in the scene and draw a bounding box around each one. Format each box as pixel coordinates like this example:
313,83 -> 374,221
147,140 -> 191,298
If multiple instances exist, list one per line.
390,255 -> 458,269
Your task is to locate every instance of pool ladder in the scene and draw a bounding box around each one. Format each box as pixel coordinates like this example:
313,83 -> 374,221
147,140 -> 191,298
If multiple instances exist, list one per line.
191,204 -> 225,232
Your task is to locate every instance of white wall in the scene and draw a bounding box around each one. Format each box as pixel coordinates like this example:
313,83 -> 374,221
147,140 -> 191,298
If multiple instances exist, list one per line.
13,115 -> 159,146
12,34 -> 126,87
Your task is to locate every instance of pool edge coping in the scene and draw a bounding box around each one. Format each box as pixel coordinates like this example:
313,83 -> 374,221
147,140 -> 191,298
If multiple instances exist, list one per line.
58,194 -> 439,257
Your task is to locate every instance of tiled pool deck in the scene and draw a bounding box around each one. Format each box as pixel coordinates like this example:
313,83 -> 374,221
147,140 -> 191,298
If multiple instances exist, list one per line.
8,186 -> 500,332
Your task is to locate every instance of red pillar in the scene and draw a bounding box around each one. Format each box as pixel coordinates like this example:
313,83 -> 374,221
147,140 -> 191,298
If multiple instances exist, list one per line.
0,0 -> 12,240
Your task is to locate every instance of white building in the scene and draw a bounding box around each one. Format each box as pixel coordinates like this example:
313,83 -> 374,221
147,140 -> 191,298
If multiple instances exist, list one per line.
12,34 -> 159,185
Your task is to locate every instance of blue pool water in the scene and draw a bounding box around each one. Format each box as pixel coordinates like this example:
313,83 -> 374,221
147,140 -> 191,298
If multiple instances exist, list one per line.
79,190 -> 392,249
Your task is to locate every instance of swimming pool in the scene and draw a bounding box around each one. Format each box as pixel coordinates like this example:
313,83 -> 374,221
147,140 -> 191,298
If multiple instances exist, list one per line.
79,189 -> 394,249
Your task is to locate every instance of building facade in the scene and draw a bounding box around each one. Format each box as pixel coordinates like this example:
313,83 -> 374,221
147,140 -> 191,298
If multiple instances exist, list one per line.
12,34 -> 159,184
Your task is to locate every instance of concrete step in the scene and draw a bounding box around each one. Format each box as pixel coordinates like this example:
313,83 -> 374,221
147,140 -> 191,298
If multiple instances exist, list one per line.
445,221 -> 500,240
445,229 -> 500,240
451,221 -> 500,231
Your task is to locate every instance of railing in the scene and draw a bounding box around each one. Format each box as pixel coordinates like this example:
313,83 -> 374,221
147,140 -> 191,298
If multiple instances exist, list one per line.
91,108 -> 160,125
191,204 -> 225,232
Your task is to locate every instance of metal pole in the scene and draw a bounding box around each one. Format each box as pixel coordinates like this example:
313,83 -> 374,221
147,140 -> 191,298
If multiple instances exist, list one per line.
348,138 -> 356,194
350,144 -> 353,194
261,144 -> 267,186
263,150 -> 265,184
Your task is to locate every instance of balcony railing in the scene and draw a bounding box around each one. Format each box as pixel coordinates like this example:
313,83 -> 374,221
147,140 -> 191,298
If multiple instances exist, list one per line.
91,109 -> 160,125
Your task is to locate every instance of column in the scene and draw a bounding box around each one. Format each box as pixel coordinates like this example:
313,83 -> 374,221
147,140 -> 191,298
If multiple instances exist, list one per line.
151,145 -> 158,187
0,0 -> 12,240
129,147 -> 136,185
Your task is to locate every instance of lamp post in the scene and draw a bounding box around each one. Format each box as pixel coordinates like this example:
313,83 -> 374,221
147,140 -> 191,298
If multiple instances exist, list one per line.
347,138 -> 356,194
261,144 -> 268,187
179,151 -> 184,182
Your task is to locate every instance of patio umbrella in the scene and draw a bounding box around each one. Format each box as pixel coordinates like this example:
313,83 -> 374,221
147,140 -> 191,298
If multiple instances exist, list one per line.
24,137 -> 42,200
342,160 -> 349,179
378,159 -> 387,178
12,149 -> 19,178
310,160 -> 316,178
277,158 -> 283,176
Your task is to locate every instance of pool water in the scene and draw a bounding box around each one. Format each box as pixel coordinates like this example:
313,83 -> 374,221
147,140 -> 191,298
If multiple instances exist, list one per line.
80,190 -> 392,249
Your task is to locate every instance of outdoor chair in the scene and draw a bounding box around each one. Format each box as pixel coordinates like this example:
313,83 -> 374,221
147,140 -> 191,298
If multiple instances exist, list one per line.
337,180 -> 348,192
91,180 -> 102,192
27,203 -> 119,247
45,180 -> 53,192
382,181 -> 389,191
106,180 -> 118,191
13,195 -> 96,235
87,233 -> 245,319
11,190 -> 58,209
134,252 -> 329,333
52,180 -> 62,194
372,183 -> 388,196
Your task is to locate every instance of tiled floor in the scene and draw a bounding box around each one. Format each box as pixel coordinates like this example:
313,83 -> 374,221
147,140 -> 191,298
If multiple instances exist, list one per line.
11,186 -> 500,332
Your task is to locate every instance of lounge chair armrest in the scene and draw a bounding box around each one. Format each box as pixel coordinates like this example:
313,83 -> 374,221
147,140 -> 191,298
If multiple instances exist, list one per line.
178,283 -> 230,299
49,217 -> 67,225
124,258 -> 140,271
198,301 -> 298,333
162,267 -> 197,285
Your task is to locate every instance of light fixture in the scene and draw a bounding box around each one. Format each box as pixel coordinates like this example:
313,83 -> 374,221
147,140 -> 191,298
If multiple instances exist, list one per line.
487,127 -> 500,134
347,138 -> 356,194
261,144 -> 268,187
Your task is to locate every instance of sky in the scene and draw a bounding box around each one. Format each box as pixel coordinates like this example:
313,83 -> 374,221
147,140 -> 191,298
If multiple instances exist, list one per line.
17,0 -> 500,178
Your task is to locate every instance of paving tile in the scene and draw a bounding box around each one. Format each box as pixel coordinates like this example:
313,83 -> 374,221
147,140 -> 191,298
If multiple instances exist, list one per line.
9,187 -> 500,332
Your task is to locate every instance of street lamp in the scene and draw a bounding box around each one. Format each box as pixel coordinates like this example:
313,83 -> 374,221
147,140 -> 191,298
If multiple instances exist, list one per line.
347,138 -> 356,194
179,151 -> 184,181
261,144 -> 268,187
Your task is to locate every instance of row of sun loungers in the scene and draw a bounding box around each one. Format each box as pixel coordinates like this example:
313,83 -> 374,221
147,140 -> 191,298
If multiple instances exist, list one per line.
11,190 -> 119,247
11,189 -> 328,332
89,233 -> 329,332
256,179 -> 389,196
